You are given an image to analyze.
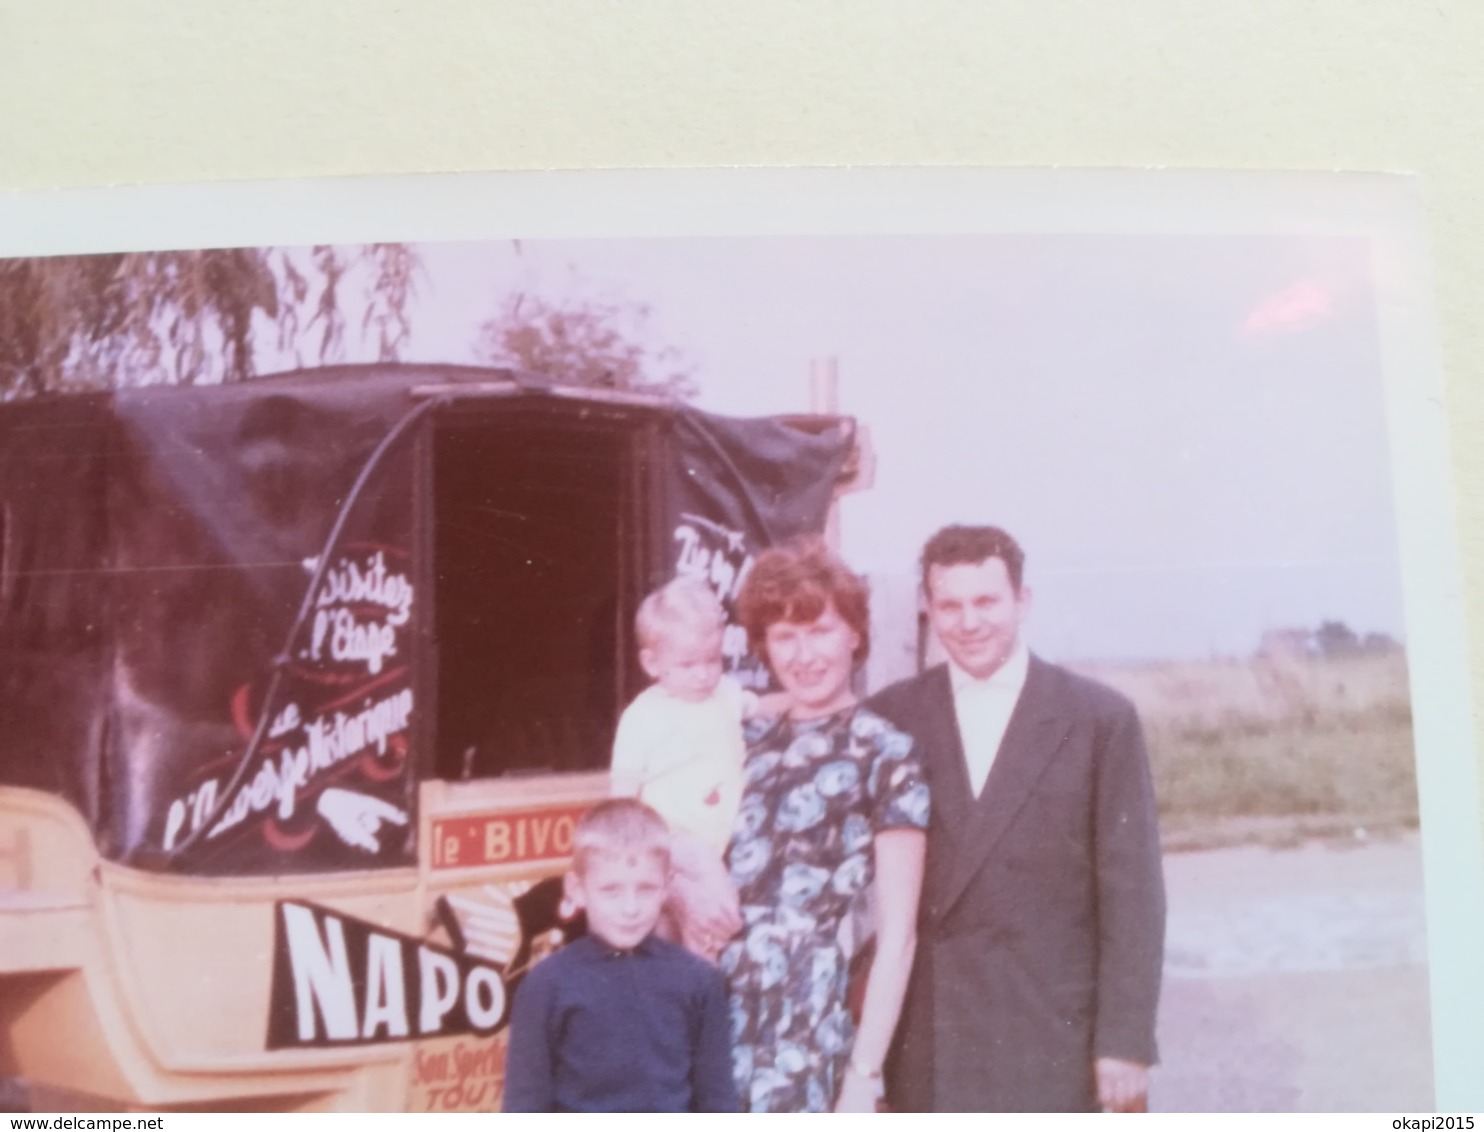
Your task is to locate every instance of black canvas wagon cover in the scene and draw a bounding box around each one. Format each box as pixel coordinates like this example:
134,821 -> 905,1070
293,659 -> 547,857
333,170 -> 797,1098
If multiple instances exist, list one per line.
0,365 -> 854,876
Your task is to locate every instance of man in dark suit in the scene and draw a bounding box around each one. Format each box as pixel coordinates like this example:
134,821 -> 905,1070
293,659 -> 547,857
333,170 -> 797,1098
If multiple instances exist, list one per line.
869,525 -> 1165,1112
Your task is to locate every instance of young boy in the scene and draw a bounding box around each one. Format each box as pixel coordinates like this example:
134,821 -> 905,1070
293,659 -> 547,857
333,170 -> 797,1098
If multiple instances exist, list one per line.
609,577 -> 780,959
500,799 -> 738,1113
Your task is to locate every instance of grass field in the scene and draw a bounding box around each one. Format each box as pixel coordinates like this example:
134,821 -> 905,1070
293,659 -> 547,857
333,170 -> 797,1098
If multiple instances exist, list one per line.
1068,650 -> 1417,849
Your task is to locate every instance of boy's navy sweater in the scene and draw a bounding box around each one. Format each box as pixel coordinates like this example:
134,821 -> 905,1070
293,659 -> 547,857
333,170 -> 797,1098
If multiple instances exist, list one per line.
501,933 -> 738,1113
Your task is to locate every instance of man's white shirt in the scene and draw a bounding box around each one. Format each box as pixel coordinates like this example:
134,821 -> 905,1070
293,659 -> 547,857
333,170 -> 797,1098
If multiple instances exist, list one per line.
948,643 -> 1031,797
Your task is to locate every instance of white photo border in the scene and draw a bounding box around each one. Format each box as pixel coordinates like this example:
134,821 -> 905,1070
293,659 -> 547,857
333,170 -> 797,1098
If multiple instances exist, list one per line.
2,167 -> 1478,1110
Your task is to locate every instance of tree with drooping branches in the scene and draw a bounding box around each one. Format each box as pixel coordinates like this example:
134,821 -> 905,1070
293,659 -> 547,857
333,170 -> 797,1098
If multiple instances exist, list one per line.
0,244 -> 420,400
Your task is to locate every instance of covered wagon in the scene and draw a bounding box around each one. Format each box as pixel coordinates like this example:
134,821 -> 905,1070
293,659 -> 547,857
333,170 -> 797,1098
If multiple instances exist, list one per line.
0,364 -> 862,1111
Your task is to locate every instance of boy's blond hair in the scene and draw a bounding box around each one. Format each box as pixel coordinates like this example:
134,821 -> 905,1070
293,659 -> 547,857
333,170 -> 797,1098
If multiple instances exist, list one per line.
571,798 -> 672,875
634,576 -> 725,651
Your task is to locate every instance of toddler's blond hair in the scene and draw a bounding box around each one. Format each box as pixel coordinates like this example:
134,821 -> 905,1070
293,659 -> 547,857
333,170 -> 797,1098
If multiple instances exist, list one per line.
635,576 -> 725,652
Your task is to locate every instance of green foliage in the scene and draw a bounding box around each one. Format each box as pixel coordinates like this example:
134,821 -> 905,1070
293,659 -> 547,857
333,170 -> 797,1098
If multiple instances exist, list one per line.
1072,651 -> 1418,847
475,285 -> 697,399
0,244 -> 420,400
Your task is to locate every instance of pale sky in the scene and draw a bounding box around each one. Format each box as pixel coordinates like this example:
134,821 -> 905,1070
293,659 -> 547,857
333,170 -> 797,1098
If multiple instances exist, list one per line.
306,233 -> 1403,662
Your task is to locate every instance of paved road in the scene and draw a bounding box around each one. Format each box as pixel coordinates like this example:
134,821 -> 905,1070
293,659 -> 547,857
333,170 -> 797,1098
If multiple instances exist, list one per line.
1153,834 -> 1432,1112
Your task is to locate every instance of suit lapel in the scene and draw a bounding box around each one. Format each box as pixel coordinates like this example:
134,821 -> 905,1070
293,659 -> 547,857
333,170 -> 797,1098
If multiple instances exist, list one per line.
935,656 -> 1071,923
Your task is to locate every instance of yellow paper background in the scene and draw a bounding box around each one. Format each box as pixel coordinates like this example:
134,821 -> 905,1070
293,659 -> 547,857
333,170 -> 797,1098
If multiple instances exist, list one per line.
3,0 -> 1480,1106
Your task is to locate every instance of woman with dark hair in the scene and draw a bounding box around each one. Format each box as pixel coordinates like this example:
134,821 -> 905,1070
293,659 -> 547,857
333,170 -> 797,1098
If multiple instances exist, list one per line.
720,538 -> 929,1113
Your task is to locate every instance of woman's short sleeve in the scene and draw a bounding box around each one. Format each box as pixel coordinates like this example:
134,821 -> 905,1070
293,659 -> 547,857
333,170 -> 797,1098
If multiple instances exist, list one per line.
853,710 -> 930,833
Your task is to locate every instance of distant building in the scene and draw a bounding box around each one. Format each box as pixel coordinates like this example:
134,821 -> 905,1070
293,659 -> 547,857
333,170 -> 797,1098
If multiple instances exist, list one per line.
1258,627 -> 1315,659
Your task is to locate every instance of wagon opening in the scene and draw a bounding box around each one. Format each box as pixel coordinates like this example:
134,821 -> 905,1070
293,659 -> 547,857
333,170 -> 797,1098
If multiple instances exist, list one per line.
431,408 -> 645,783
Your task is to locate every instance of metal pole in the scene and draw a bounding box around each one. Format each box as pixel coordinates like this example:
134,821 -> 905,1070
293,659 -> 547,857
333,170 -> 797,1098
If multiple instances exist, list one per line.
809,357 -> 842,551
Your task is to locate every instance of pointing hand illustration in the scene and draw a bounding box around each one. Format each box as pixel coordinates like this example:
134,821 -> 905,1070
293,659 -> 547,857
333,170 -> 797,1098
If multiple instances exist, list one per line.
316,788 -> 408,852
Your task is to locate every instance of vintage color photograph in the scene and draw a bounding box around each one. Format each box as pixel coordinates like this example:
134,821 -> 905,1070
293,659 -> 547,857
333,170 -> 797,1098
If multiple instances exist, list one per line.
0,171 -> 1468,1112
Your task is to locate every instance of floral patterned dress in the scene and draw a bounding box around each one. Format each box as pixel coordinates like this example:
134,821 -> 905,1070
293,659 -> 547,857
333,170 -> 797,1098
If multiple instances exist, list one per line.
720,705 -> 930,1113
